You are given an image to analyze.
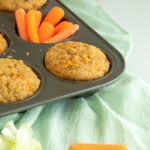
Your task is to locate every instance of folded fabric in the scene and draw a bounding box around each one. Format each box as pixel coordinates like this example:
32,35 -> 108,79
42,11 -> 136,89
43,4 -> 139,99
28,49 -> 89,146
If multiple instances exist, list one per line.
0,0 -> 150,150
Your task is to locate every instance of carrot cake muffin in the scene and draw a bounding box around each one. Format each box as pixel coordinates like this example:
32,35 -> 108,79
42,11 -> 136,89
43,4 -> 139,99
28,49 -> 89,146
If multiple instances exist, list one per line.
0,58 -> 40,103
0,34 -> 8,54
45,41 -> 110,81
0,0 -> 47,11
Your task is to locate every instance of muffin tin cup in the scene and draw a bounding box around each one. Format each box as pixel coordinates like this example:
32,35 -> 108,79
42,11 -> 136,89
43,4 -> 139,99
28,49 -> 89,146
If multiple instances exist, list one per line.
0,0 -> 125,117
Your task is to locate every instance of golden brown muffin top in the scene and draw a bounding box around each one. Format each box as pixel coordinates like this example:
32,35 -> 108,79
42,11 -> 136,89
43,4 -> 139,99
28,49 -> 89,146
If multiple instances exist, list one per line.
0,58 -> 40,103
45,41 -> 110,81
0,0 -> 47,11
0,34 -> 8,54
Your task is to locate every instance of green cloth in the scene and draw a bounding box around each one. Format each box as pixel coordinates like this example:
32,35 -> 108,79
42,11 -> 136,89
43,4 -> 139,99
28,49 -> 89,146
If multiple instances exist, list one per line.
0,0 -> 149,150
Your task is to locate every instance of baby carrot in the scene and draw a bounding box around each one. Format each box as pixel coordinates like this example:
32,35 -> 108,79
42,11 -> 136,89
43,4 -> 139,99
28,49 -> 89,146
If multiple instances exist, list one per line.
39,22 -> 54,43
44,24 -> 79,43
43,7 -> 64,26
53,21 -> 73,35
36,11 -> 42,29
15,8 -> 28,41
26,10 -> 39,43
69,144 -> 127,150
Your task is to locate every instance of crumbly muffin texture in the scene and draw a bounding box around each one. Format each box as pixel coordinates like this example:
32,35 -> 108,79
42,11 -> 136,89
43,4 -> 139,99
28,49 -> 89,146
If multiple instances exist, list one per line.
0,59 -> 40,103
0,34 -> 8,54
45,41 -> 110,81
0,0 -> 47,11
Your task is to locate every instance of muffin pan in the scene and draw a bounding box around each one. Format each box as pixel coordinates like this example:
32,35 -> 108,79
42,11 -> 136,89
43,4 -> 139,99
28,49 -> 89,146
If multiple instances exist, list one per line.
0,0 -> 125,117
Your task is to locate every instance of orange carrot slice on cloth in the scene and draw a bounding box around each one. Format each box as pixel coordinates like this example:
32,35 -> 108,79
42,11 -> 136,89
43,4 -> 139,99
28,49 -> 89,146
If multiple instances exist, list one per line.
44,24 -> 79,43
36,11 -> 42,29
15,8 -> 28,41
39,22 -> 54,43
43,7 -> 64,26
54,21 -> 73,35
26,10 -> 39,43
69,143 -> 127,150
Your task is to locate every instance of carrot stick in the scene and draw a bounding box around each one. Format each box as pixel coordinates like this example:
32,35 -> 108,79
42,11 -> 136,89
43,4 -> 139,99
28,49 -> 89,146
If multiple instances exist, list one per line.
39,22 -> 54,43
43,7 -> 64,26
26,10 -> 39,43
44,24 -> 79,43
15,8 -> 28,41
69,144 -> 127,150
53,21 -> 73,35
36,11 -> 42,29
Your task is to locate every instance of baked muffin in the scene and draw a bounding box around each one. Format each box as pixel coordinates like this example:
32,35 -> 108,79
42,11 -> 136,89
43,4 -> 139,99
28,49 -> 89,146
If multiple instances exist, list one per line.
45,41 -> 110,81
0,34 -> 8,54
0,58 -> 40,103
0,0 -> 47,11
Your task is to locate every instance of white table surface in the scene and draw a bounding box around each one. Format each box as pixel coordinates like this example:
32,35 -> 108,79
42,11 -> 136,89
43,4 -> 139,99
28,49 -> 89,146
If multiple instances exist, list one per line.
100,0 -> 150,85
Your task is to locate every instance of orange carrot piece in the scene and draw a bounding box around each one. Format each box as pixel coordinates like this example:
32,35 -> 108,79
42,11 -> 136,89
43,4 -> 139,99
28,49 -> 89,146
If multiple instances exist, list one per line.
36,11 -> 42,29
15,8 -> 28,41
39,22 -> 54,43
26,10 -> 39,43
54,21 -> 73,35
44,24 -> 79,43
43,7 -> 64,26
69,144 -> 127,150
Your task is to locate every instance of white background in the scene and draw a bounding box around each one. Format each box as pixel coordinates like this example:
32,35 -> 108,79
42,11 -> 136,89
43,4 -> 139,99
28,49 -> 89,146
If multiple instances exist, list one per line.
101,0 -> 150,85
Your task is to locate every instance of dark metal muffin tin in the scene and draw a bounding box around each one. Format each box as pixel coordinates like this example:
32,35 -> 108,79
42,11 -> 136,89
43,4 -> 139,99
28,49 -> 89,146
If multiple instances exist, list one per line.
0,0 -> 125,117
